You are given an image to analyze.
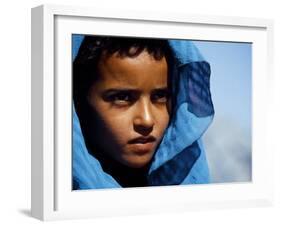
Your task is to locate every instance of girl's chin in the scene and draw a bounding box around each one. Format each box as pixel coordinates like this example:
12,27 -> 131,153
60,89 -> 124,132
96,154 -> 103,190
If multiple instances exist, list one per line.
121,156 -> 153,169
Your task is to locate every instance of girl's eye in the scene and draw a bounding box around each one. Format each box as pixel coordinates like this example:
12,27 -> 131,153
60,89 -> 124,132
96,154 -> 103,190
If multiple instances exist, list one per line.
106,91 -> 137,106
151,90 -> 170,103
112,93 -> 131,102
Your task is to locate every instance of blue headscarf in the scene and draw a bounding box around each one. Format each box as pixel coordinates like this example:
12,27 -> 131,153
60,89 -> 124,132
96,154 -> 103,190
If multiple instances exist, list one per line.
72,35 -> 214,189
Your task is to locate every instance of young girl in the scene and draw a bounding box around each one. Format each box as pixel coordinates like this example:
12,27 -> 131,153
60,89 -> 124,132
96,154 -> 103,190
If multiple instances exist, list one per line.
72,35 -> 214,189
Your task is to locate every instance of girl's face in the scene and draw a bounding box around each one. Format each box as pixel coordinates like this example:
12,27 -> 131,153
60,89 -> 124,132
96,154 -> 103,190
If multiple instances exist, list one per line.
88,50 -> 170,168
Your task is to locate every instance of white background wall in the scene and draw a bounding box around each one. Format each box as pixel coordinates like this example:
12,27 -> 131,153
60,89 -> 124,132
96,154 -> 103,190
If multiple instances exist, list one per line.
0,0 -> 280,225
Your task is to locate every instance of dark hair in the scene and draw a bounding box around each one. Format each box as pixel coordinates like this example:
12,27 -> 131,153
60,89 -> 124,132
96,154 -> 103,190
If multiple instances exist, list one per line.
73,36 -> 173,112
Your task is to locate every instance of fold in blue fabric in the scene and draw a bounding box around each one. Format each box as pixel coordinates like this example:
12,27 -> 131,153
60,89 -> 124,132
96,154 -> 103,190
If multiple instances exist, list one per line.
72,35 -> 214,189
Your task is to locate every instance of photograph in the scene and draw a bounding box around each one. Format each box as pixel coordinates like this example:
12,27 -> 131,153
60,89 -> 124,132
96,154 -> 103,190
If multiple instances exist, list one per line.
72,34 -> 252,190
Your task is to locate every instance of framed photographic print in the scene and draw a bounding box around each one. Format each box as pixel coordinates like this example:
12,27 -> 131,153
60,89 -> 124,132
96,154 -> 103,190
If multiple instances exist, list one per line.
31,4 -> 274,221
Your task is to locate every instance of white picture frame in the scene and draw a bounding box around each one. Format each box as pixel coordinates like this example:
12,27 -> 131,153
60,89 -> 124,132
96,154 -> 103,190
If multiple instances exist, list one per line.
31,4 -> 274,221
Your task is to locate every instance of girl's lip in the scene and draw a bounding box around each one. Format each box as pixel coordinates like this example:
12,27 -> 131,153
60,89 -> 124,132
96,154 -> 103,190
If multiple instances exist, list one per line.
128,136 -> 156,144
130,142 -> 155,155
128,136 -> 157,155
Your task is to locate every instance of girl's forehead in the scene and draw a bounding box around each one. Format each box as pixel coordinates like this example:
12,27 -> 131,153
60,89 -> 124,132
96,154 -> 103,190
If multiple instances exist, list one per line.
96,51 -> 168,88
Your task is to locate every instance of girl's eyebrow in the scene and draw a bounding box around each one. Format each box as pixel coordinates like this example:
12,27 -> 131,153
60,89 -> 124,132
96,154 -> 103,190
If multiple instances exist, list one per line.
102,88 -> 138,93
103,87 -> 169,93
101,89 -> 138,100
101,87 -> 170,101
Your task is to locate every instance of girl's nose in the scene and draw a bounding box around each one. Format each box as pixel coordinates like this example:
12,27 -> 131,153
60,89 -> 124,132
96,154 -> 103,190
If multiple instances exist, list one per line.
133,99 -> 155,135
